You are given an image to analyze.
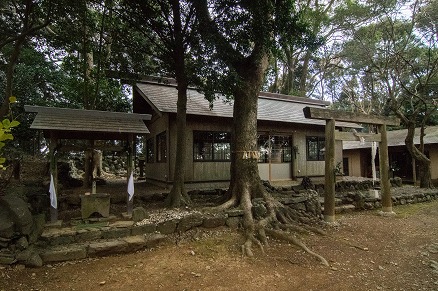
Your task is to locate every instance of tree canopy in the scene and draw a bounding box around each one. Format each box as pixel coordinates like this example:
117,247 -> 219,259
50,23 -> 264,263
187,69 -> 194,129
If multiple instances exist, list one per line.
1,1 -> 436,183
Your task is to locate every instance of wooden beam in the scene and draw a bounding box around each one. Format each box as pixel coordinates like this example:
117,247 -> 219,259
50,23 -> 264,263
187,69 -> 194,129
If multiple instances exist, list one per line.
335,131 -> 381,142
303,107 -> 400,126
58,144 -> 125,152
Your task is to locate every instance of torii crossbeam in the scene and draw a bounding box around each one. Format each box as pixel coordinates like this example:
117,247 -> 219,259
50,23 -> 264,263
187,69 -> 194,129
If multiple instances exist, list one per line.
304,107 -> 400,222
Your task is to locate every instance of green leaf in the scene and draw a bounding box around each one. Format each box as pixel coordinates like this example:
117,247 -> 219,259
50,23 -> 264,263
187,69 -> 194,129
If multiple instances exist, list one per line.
0,142 -> 4,150
9,96 -> 17,103
0,158 -> 5,164
2,119 -> 11,129
9,120 -> 20,127
0,133 -> 13,141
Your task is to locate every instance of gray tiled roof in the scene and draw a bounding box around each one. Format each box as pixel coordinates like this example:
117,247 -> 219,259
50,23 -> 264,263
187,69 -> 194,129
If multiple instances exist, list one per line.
24,105 -> 151,135
135,82 -> 359,128
343,126 -> 438,149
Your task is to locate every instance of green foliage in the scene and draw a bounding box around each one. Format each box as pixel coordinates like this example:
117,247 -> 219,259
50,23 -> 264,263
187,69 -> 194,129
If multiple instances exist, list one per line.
0,96 -> 19,170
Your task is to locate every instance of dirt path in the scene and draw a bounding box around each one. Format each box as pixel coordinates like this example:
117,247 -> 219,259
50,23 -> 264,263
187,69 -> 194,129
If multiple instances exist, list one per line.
1,200 -> 438,291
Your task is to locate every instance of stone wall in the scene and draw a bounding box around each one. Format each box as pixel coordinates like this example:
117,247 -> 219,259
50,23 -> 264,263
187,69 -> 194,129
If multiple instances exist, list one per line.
341,189 -> 438,211
0,195 -> 46,267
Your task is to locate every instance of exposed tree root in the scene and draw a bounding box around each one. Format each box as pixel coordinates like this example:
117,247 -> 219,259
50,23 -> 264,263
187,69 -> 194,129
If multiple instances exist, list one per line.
165,183 -> 191,208
218,182 -> 329,266
214,194 -> 238,211
265,228 -> 329,266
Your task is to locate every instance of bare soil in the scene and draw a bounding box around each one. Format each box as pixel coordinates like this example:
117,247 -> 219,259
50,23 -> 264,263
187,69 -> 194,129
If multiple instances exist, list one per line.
1,192 -> 438,291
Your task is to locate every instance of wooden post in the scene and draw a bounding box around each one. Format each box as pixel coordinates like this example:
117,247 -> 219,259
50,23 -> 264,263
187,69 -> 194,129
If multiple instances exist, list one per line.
127,134 -> 134,215
303,106 -> 399,217
324,119 -> 336,222
378,124 -> 392,212
268,134 -> 272,182
49,135 -> 58,223
412,158 -> 417,185
84,142 -> 91,189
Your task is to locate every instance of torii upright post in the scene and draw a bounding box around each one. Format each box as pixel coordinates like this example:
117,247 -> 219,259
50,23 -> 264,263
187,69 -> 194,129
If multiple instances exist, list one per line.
303,107 -> 400,221
378,124 -> 392,212
324,119 -> 336,222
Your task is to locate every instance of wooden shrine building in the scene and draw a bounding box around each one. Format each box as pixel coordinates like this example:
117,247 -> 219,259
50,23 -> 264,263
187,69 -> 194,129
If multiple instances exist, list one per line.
24,105 -> 151,221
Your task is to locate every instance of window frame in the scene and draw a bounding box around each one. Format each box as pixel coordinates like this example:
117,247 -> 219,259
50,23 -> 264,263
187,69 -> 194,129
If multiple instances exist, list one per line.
257,135 -> 293,164
306,136 -> 325,161
193,131 -> 231,162
146,137 -> 154,163
156,131 -> 167,163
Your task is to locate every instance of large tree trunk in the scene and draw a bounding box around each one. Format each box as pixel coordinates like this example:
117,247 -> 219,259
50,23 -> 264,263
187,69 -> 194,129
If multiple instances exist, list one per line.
0,36 -> 26,119
166,82 -> 191,207
298,50 -> 311,97
405,125 -> 432,188
281,46 -> 296,95
0,0 -> 51,118
165,0 -> 191,207
192,0 -> 328,263
225,54 -> 271,255
228,64 -> 266,205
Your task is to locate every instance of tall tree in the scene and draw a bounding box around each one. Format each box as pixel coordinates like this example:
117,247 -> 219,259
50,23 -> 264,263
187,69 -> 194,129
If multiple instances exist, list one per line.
264,0 -> 397,98
117,0 -> 198,207
334,0 -> 437,187
389,0 -> 438,188
0,0 -> 53,118
192,0 -> 327,262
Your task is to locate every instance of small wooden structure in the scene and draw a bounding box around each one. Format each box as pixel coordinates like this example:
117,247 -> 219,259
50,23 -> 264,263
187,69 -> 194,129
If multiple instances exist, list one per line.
24,105 -> 151,222
304,107 -> 400,222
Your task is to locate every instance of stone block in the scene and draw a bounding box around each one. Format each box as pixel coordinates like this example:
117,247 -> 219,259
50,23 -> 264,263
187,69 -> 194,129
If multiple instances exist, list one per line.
88,240 -> 128,257
49,234 -> 76,246
0,250 -> 16,265
177,213 -> 204,232
132,207 -> 149,222
202,215 -> 226,228
122,235 -> 147,252
44,220 -> 63,228
109,221 -> 134,228
0,237 -> 11,248
75,229 -> 103,242
131,224 -> 156,235
0,206 -> 14,239
16,248 -> 43,267
144,233 -> 168,248
41,245 -> 87,263
226,217 -> 241,229
0,195 -> 33,235
157,220 -> 178,234
16,236 -> 29,250
80,193 -> 110,219
102,228 -> 131,239
29,214 -> 46,244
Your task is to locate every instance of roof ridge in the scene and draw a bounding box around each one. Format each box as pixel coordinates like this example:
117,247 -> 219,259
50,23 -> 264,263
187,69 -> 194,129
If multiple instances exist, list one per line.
136,81 -> 329,105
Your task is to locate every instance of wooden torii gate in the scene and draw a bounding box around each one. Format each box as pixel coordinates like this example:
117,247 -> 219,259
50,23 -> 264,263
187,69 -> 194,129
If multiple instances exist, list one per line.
303,107 -> 400,222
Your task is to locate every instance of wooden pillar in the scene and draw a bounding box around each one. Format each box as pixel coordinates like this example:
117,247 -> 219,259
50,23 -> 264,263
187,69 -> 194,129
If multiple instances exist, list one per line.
83,140 -> 93,189
126,134 -> 134,215
324,119 -> 336,222
412,158 -> 417,185
378,124 -> 392,212
268,134 -> 272,182
49,135 -> 58,222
